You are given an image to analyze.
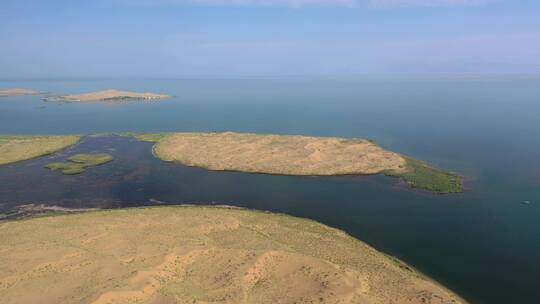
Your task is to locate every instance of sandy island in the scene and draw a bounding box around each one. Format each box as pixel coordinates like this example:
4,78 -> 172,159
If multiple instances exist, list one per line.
132,132 -> 463,193
0,206 -> 466,304
0,135 -> 80,165
0,88 -> 44,97
45,89 -> 169,102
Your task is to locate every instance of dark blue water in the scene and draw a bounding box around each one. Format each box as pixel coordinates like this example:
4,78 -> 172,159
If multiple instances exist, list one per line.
1,77 -> 539,303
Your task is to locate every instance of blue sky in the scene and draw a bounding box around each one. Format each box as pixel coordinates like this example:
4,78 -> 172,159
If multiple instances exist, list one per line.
1,0 -> 539,77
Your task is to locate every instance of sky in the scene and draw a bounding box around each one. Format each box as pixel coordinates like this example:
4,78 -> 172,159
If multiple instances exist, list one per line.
1,0 -> 539,77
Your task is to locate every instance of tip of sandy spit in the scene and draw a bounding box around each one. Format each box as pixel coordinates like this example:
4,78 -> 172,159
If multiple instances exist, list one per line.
0,88 -> 45,97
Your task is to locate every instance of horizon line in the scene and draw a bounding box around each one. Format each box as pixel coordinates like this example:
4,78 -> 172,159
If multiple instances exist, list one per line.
2,73 -> 540,82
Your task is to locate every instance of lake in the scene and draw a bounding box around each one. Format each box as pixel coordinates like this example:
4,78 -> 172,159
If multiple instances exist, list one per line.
1,77 -> 539,303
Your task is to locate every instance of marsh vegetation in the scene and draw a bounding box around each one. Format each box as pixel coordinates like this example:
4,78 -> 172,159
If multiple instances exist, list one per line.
384,157 -> 463,193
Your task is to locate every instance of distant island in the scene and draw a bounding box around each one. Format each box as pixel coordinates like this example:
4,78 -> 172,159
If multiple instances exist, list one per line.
44,89 -> 169,102
130,132 -> 463,193
0,88 -> 44,97
0,205 -> 466,304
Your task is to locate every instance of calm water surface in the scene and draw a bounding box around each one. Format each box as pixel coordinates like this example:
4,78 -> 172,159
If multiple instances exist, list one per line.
0,77 -> 539,303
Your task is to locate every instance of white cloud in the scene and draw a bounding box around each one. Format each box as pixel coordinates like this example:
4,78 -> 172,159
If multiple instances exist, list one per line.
121,0 -> 494,7
370,0 -> 493,7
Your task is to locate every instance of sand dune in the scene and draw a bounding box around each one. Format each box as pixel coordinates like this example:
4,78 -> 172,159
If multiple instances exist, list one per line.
153,132 -> 409,175
0,206 -> 466,304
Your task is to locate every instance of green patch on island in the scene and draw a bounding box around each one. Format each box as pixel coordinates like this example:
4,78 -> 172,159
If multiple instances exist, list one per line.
46,153 -> 113,175
384,157 -> 462,194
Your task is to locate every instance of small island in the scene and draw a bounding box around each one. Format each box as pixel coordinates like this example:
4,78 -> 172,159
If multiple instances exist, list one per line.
130,132 -> 463,193
46,153 -> 113,174
0,88 -> 44,97
0,135 -> 80,165
44,89 -> 169,102
0,206 -> 466,304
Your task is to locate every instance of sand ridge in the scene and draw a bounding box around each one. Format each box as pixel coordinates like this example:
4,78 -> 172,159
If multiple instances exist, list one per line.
0,206 -> 466,304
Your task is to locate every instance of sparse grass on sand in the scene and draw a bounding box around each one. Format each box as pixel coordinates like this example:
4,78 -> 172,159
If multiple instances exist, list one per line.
0,135 -> 80,165
128,132 -> 462,193
0,206 -> 466,304
46,153 -> 113,174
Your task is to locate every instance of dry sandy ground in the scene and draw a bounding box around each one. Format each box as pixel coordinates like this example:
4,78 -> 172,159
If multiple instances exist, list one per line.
0,135 -> 80,165
0,206 -> 465,304
154,132 -> 409,176
47,89 -> 169,102
0,88 -> 43,97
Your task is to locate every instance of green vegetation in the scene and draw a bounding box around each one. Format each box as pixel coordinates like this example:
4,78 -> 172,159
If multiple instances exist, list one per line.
46,153 -> 113,175
0,135 -> 80,165
385,157 -> 462,194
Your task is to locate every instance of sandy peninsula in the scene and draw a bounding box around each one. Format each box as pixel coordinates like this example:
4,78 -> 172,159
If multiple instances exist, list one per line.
0,206 -> 466,304
0,88 -> 44,97
0,135 -> 80,165
132,132 -> 462,193
45,89 -> 169,102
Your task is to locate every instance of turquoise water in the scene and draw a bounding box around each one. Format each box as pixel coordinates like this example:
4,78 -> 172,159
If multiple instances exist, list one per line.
1,77 -> 539,303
